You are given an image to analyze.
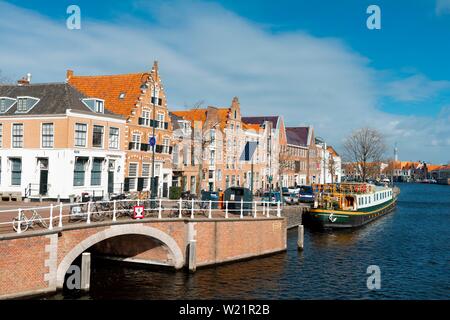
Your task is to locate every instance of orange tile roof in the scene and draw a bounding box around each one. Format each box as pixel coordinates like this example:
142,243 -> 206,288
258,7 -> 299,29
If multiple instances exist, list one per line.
243,123 -> 261,131
427,165 -> 442,171
172,107 -> 231,129
68,71 -> 150,117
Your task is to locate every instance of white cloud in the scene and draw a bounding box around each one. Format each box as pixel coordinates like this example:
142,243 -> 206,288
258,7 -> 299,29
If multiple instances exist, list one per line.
384,74 -> 450,102
0,0 -> 449,163
436,0 -> 450,15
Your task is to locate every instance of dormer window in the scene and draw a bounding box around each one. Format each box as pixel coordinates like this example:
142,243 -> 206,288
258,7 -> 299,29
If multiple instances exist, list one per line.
95,100 -> 104,113
119,93 -> 126,99
15,96 -> 39,113
0,97 -> 16,113
82,98 -> 105,114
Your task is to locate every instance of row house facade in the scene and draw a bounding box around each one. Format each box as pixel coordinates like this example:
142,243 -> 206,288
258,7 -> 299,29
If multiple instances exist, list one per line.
68,62 -> 173,197
0,82 -> 126,200
280,126 -> 320,187
171,98 -> 279,194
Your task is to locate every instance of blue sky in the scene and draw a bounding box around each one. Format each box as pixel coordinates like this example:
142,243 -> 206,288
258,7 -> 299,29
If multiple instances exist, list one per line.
1,0 -> 450,163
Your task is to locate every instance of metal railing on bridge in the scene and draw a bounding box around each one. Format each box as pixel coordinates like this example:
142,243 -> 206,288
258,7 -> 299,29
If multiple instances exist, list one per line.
0,198 -> 283,235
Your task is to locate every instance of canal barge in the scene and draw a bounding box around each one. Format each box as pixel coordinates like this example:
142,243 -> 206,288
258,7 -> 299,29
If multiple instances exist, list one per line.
306,183 -> 399,229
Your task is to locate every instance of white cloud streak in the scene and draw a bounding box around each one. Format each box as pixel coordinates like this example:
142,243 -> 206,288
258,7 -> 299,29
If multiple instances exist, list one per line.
0,0 -> 449,163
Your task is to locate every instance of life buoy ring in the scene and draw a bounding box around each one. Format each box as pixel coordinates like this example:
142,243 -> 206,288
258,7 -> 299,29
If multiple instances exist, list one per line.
329,213 -> 337,223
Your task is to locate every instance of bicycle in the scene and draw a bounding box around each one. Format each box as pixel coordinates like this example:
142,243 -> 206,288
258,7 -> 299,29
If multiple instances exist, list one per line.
12,209 -> 48,232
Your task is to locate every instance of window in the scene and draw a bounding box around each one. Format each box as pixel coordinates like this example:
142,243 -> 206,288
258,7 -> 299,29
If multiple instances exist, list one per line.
162,138 -> 170,153
142,111 -> 151,126
109,127 -> 119,149
210,129 -> 216,143
128,163 -> 138,190
157,113 -> 165,129
210,149 -> 215,165
95,100 -> 104,113
75,123 -> 87,147
17,98 -> 27,112
91,158 -> 103,186
12,124 -> 23,148
0,97 -> 16,113
10,158 -> 22,186
73,157 -> 88,186
142,163 -> 150,190
131,134 -> 141,150
41,123 -> 54,148
190,176 -> 196,192
92,125 -> 104,147
119,93 -> 126,99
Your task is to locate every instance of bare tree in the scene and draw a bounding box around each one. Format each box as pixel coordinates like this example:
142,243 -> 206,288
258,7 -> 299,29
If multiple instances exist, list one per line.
184,101 -> 220,195
343,128 -> 386,182
328,155 -> 336,184
0,69 -> 12,84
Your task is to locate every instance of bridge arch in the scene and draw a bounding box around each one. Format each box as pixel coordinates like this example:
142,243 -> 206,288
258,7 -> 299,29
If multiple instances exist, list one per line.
56,224 -> 184,289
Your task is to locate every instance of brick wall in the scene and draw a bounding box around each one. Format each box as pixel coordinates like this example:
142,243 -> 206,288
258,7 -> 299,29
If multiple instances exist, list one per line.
0,236 -> 49,297
0,218 -> 286,299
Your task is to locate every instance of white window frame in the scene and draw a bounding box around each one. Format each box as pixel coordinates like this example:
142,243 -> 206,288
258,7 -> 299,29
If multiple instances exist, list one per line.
41,123 -> 54,149
109,127 -> 120,149
74,123 -> 88,148
0,97 -> 17,113
11,123 -> 24,148
15,96 -> 40,114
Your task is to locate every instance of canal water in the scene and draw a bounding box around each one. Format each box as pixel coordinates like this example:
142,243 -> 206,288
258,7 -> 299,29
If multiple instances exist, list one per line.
50,183 -> 450,300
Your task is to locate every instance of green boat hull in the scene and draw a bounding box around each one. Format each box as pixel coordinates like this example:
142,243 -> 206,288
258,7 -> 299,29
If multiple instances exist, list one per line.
305,198 -> 397,229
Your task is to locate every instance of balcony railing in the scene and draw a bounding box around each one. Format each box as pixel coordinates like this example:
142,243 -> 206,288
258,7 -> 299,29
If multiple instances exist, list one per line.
137,118 -> 169,130
128,142 -> 173,154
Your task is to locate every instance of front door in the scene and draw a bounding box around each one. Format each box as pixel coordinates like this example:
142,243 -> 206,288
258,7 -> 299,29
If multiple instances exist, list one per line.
108,171 -> 114,193
38,158 -> 49,195
108,160 -> 115,194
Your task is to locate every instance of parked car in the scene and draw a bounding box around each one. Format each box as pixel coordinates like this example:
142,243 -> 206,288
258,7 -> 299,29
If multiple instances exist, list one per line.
298,186 -> 314,203
261,191 -> 282,205
284,193 -> 299,205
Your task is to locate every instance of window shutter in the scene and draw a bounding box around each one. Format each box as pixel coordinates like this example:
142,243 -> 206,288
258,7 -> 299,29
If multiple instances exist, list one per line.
128,142 -> 133,150
137,178 -> 144,191
138,117 -> 144,125
158,98 -> 162,106
123,178 -> 130,192
164,122 -> 168,130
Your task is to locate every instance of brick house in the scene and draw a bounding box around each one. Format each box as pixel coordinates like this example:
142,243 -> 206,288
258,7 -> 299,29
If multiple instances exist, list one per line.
280,126 -> 323,186
0,80 -> 126,200
68,62 -> 173,197
171,97 -> 275,194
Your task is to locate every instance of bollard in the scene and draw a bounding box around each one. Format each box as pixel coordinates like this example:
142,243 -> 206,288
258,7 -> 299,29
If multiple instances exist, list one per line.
87,202 -> 91,224
113,200 -> 117,222
254,201 -> 257,218
240,199 -> 244,219
267,202 -> 270,217
208,200 -> 212,219
297,225 -> 304,250
49,204 -> 53,230
158,199 -> 162,219
179,198 -> 182,219
58,203 -> 63,228
225,201 -> 229,219
81,252 -> 91,291
188,240 -> 197,273
190,198 -> 194,219
16,209 -> 22,234
277,201 -> 281,217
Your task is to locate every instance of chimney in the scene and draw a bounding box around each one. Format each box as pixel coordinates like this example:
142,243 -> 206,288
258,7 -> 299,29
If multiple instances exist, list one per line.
66,69 -> 74,81
17,74 -> 31,85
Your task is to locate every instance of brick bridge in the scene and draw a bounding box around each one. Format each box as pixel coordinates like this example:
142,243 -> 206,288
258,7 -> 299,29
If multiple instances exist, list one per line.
0,216 -> 286,299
